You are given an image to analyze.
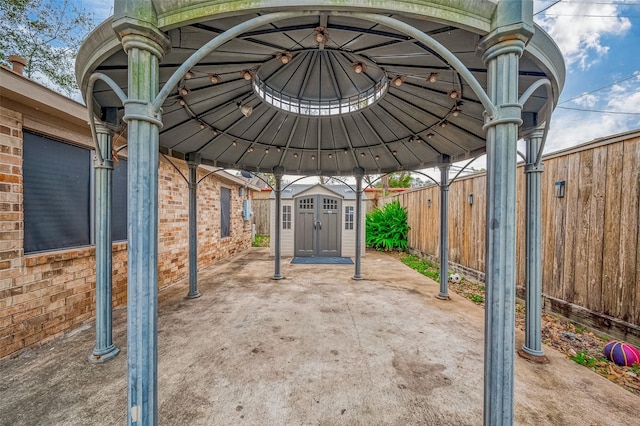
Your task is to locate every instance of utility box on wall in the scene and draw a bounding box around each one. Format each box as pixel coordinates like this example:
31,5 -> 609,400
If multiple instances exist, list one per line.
242,199 -> 252,221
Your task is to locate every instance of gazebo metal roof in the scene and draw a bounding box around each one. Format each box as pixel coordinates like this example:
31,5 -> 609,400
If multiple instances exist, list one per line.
77,1 -> 564,176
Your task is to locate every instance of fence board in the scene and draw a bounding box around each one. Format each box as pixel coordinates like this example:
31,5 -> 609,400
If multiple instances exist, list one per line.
587,146 -> 607,313
562,153 -> 580,303
573,149 -> 593,308
252,198 -> 270,235
541,156 -> 555,296
618,139 -> 639,323
602,142 -> 624,318
551,155 -> 568,300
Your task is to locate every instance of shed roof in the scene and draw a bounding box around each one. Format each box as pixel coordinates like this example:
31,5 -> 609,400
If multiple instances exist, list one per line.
269,183 -> 367,200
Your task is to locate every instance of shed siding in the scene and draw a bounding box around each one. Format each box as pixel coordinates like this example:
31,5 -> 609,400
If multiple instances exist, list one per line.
269,186 -> 365,258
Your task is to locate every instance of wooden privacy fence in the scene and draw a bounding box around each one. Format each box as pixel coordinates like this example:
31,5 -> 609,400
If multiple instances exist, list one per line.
378,130 -> 640,339
252,198 -> 270,235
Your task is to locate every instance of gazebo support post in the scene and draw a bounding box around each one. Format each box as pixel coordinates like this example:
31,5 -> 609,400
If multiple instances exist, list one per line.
480,2 -> 533,424
437,156 -> 451,299
272,166 -> 284,280
89,117 -> 119,363
353,167 -> 365,280
113,3 -> 170,424
186,153 -> 202,299
519,128 -> 547,362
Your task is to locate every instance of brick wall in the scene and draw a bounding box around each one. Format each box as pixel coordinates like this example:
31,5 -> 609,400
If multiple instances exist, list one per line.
0,106 -> 253,360
0,106 -> 26,358
157,156 -> 252,289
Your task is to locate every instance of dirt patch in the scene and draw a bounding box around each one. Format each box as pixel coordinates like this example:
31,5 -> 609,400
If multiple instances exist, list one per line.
392,350 -> 452,395
444,267 -> 640,396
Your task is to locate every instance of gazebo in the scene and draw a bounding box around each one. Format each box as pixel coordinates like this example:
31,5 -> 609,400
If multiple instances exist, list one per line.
76,1 -> 565,424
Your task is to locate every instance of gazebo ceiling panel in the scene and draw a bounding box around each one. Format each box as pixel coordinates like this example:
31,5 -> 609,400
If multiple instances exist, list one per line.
79,6 -> 564,175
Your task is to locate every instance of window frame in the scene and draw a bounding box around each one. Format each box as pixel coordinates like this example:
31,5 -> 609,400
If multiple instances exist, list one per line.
220,186 -> 231,238
282,204 -> 291,230
344,205 -> 354,230
23,130 -> 129,254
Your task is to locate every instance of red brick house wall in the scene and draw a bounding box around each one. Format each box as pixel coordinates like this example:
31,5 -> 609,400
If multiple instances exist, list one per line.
0,68 -> 255,360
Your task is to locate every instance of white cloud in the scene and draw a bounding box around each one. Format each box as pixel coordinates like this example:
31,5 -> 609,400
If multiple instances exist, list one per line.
545,74 -> 640,151
535,0 -> 631,70
573,93 -> 598,107
606,72 -> 640,112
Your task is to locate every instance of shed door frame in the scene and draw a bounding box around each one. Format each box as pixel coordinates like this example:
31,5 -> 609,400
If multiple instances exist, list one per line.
294,195 -> 341,257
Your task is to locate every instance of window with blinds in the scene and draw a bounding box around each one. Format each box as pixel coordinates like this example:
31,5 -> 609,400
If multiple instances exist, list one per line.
220,187 -> 231,238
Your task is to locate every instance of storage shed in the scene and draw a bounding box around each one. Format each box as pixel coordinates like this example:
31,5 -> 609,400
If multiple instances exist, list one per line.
270,184 -> 366,258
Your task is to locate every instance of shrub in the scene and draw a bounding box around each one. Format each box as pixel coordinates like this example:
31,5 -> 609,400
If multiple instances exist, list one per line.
366,200 -> 410,251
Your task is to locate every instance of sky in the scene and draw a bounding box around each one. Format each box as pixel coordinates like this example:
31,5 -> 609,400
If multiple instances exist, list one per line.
68,0 -> 640,179
533,0 -> 640,153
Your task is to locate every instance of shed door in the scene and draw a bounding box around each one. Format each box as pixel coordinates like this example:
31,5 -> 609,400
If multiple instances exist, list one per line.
295,197 -> 315,256
295,195 -> 341,257
319,197 -> 340,256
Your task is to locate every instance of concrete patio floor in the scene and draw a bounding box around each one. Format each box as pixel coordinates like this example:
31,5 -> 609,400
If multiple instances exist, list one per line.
1,248 -> 638,425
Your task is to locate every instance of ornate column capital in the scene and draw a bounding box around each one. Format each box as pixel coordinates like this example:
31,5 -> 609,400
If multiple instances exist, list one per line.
112,0 -> 170,59
479,0 -> 534,53
273,166 -> 285,178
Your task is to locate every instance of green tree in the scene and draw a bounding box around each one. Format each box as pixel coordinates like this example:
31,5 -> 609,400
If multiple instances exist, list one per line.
0,0 -> 94,96
372,171 -> 415,189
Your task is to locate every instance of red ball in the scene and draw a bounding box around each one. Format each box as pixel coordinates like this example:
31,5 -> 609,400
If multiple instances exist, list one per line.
603,340 -> 640,367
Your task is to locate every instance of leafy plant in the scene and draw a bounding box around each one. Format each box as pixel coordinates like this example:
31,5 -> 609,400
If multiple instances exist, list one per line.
252,235 -> 270,247
366,200 -> 410,251
468,294 -> 484,304
570,350 -> 605,368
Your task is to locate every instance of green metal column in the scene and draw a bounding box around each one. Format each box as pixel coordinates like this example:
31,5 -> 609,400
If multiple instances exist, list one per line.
113,3 -> 169,424
480,2 -> 533,424
521,128 -> 547,361
437,158 -> 451,299
89,121 -> 119,363
482,41 -> 522,424
186,153 -> 202,299
273,166 -> 284,280
353,167 -> 364,280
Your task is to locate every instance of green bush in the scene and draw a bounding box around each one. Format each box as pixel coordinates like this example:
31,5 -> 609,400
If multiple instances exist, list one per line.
366,200 -> 410,251
252,235 -> 270,247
